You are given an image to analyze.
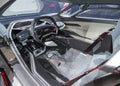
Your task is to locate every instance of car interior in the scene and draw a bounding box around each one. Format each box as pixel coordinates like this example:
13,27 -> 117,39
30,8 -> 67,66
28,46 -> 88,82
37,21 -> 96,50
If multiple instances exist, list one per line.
4,14 -> 120,86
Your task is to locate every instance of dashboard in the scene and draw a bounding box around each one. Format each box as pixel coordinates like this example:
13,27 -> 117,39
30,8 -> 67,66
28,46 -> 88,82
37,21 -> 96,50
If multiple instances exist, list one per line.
11,16 -> 65,57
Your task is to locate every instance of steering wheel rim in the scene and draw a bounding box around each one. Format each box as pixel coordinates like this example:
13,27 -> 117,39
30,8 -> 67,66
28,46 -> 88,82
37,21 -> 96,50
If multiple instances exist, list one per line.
30,16 -> 59,43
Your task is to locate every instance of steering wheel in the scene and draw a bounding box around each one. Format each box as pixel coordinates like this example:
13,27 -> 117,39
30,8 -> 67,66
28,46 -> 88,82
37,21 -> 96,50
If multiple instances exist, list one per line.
30,16 -> 59,43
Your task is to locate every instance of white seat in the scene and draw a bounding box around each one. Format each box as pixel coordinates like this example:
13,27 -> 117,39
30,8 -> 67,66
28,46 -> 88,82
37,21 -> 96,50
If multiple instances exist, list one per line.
49,48 -> 110,86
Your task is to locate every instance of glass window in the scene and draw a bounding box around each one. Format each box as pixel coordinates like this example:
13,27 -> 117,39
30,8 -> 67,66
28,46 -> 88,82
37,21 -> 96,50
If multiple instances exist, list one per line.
60,4 -> 120,19
76,5 -> 120,19
77,9 -> 120,20
39,0 -> 61,15
2,0 -> 42,16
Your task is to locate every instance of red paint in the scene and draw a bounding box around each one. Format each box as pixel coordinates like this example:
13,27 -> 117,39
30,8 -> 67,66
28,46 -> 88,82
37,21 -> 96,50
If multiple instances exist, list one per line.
1,71 -> 9,86
51,28 -> 56,32
50,3 -> 55,8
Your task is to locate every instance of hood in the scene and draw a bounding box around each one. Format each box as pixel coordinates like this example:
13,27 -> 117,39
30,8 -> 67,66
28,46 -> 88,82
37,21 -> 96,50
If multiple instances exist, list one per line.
53,0 -> 120,4
0,0 -> 15,15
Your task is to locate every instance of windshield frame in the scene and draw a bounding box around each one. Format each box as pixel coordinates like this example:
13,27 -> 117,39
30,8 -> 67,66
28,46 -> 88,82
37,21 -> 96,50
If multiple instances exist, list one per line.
0,0 -> 15,16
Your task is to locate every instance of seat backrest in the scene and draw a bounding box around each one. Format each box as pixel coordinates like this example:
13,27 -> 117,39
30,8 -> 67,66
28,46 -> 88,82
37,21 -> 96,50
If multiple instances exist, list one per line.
84,34 -> 113,54
84,20 -> 120,54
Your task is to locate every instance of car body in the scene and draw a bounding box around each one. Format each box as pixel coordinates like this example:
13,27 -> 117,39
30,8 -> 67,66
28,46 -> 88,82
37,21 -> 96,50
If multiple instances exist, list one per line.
0,0 -> 120,86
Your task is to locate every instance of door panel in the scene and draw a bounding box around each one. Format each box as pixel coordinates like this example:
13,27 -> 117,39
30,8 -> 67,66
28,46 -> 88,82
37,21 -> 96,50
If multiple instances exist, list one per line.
61,17 -> 115,43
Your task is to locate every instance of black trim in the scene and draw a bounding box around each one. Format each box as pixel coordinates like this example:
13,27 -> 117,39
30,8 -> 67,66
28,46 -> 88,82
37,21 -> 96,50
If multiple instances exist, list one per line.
34,58 -> 62,86
60,16 -> 117,24
64,23 -> 81,27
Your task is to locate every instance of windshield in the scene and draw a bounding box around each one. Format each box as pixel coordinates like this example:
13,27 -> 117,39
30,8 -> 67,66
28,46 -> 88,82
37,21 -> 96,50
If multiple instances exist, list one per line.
38,0 -> 62,15
2,0 -> 65,16
1,0 -> 120,20
2,0 -> 42,16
